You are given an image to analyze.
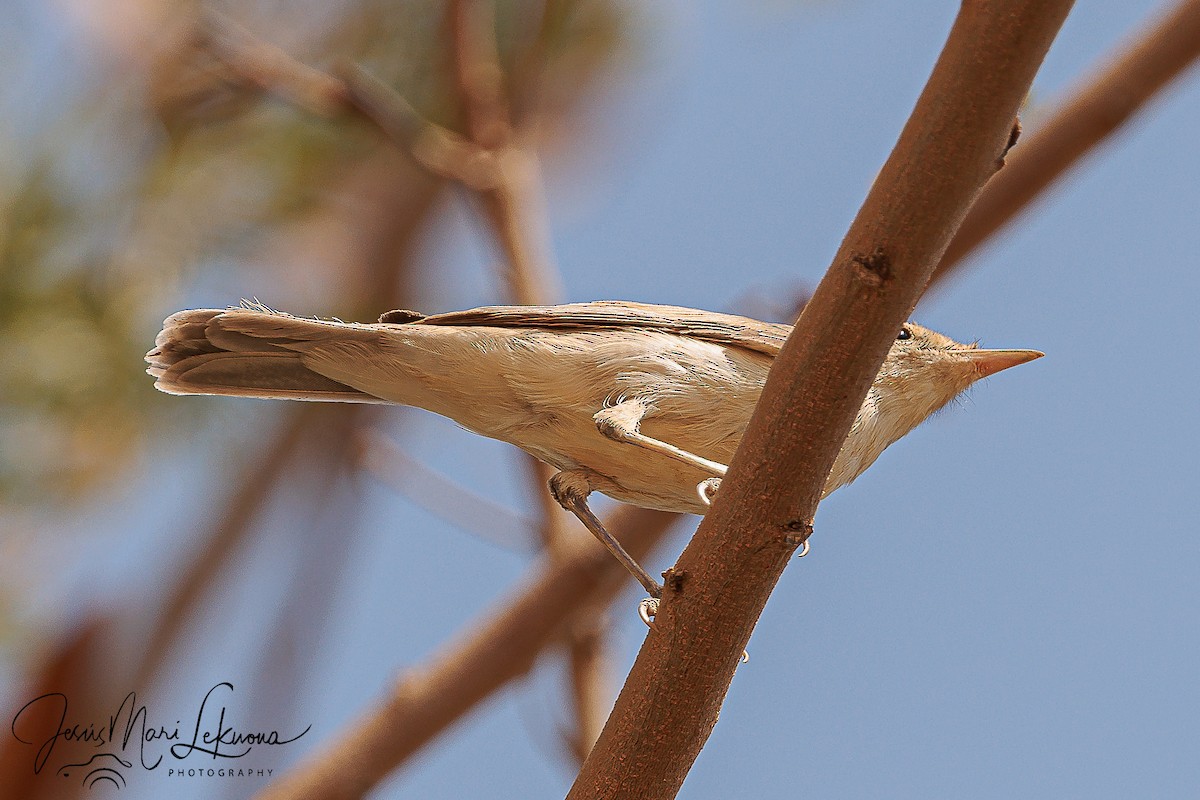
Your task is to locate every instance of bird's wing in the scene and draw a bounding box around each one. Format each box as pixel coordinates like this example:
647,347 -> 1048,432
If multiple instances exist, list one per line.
382,301 -> 791,358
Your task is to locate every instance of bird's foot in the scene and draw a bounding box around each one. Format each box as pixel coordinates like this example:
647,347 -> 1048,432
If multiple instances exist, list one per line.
696,477 -> 722,507
638,597 -> 659,628
697,477 -> 809,558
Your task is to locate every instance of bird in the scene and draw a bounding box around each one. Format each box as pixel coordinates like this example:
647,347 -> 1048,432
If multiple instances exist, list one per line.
146,300 -> 1042,603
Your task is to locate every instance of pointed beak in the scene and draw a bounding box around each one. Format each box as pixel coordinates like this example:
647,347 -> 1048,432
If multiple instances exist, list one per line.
961,348 -> 1044,378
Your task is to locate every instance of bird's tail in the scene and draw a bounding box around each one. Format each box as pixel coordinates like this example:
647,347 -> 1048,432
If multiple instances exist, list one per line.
146,306 -> 383,402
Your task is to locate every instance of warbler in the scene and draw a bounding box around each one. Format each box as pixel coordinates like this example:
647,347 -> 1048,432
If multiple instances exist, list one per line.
147,301 -> 1041,597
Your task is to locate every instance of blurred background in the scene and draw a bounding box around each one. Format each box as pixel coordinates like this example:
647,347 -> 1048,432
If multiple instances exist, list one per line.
2,0 -> 1199,798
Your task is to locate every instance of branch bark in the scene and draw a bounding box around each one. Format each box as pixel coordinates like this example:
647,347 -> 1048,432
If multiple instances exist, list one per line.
566,2 -> 1075,797
253,505 -> 680,800
932,0 -> 1200,289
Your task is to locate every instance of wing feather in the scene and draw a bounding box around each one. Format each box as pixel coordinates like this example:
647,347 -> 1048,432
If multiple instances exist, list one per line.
386,301 -> 791,357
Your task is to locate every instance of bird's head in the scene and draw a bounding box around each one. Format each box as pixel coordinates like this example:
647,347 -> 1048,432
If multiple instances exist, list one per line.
827,321 -> 1043,497
874,321 -> 1043,428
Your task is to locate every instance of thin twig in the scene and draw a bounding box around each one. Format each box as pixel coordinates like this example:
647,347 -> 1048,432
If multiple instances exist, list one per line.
336,62 -> 502,189
449,0 -> 512,148
137,143 -> 441,689
198,8 -> 347,116
567,2 -> 1075,797
563,608 -> 611,763
931,0 -> 1200,290
357,428 -> 538,552
446,0 -> 564,302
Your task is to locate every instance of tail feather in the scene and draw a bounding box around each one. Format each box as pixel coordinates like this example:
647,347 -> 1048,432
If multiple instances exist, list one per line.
146,308 -> 383,403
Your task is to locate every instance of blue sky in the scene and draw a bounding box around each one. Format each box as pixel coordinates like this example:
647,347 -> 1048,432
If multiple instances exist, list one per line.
9,1 -> 1200,798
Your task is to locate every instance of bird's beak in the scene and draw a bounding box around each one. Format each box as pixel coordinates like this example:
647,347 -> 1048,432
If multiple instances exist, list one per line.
961,348 -> 1044,377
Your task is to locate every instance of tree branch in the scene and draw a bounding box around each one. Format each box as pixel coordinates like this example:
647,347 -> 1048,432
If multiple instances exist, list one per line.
197,8 -> 347,117
566,2 -> 1076,797
446,0 -> 564,305
932,0 -> 1200,289
253,505 -> 681,800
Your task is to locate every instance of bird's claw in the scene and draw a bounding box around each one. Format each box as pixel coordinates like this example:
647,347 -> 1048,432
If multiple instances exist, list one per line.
639,596 -> 748,663
696,477 -> 722,507
638,597 -> 659,628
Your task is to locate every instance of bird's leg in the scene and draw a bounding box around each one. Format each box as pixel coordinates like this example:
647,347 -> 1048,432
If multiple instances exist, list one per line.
594,400 -> 728,509
595,400 -> 728,476
592,400 -> 724,474
549,470 -> 663,601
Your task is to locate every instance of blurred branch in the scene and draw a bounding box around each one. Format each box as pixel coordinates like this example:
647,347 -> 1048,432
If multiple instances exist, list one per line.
524,458 -> 611,757
567,2 -> 1074,797
563,608 -> 611,763
446,0 -> 563,303
254,505 -> 681,800
135,134 -> 442,692
335,63 -> 503,188
0,618 -> 111,800
930,0 -> 1200,291
200,7 -> 561,297
198,8 -> 348,116
199,11 -> 490,186
357,428 -> 538,551
715,0 -> 1200,327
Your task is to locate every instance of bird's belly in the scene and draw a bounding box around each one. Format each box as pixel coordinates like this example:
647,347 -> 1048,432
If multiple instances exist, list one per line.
508,413 -> 732,515
358,326 -> 760,513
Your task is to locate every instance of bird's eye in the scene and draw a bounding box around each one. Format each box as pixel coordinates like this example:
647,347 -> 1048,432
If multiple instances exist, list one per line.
896,327 -> 912,341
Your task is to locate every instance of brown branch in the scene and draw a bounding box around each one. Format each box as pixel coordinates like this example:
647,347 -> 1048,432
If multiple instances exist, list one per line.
449,0 -> 512,148
445,0 -> 564,305
135,141 -> 440,688
198,8 -> 347,117
335,63 -> 503,190
520,455 -> 612,757
0,618 -> 111,800
198,7 -> 562,302
563,609 -> 611,762
253,504 -> 681,800
198,11 -> 494,188
566,2 -> 1075,797
931,0 -> 1200,290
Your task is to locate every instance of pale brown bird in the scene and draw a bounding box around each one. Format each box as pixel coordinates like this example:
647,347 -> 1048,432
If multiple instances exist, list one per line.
147,301 -> 1041,601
